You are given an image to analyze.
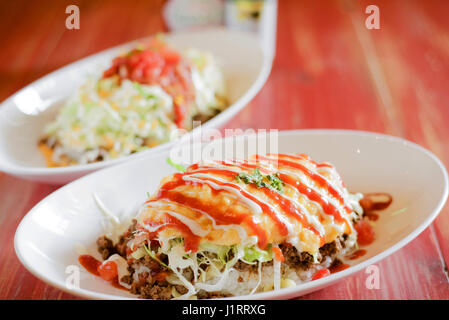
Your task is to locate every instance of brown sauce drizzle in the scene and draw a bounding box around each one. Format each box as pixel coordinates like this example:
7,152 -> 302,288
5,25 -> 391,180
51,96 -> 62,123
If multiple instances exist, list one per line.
360,193 -> 393,212
346,249 -> 367,260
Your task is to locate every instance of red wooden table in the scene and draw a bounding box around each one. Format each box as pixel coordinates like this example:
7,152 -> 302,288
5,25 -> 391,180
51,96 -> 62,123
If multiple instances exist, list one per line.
1,0 -> 449,300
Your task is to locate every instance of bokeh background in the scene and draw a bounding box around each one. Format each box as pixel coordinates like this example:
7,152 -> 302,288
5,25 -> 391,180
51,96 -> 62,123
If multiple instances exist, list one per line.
1,0 -> 449,299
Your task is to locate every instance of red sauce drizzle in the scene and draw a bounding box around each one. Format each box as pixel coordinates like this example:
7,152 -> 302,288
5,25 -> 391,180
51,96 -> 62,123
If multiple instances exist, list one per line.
236,156 -> 351,232
143,214 -> 200,252
185,168 -> 324,241
258,184 -> 323,244
154,173 -> 270,249
255,155 -> 352,214
189,160 -> 271,174
79,255 -> 127,290
78,255 -> 101,276
218,160 -> 272,174
272,154 -> 334,169
111,278 -> 127,290
211,159 -> 346,227
149,155 -> 351,251
188,163 -> 326,243
279,173 -> 345,223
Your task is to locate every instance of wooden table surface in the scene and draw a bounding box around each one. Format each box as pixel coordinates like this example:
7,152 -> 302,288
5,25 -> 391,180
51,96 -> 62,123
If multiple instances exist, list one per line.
1,0 -> 449,300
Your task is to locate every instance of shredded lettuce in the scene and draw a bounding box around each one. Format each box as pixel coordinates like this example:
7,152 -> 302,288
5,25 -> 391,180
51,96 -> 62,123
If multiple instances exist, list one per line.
199,242 -> 233,264
44,77 -> 177,164
138,238 -> 277,299
243,245 -> 273,263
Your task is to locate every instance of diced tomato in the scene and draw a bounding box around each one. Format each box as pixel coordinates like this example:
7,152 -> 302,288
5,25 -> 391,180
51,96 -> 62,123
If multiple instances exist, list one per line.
354,220 -> 375,246
272,246 -> 285,262
174,102 -> 186,128
161,48 -> 181,65
97,261 -> 118,281
101,37 -> 195,130
312,268 -> 331,280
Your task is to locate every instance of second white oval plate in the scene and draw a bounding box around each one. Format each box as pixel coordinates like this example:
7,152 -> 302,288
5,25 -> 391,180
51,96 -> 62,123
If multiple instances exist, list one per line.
14,130 -> 448,299
0,28 -> 271,184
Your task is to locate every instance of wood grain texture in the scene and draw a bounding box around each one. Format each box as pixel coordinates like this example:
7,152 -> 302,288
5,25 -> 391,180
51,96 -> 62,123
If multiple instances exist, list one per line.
0,0 -> 448,299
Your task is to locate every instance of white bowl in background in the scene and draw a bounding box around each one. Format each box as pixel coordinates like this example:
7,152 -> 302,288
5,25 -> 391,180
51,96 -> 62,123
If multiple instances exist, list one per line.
14,130 -> 448,299
0,28 -> 272,184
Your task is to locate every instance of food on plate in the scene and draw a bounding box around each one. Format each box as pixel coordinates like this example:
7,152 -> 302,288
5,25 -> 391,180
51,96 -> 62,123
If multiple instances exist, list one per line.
79,153 -> 392,299
39,36 -> 227,166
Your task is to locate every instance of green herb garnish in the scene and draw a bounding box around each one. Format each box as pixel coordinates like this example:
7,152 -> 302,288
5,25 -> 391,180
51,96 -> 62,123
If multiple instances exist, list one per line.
143,244 -> 170,269
235,168 -> 285,193
166,158 -> 186,172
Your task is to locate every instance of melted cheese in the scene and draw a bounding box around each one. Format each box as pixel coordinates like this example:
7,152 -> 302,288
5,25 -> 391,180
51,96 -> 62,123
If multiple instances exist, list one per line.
136,154 -> 357,255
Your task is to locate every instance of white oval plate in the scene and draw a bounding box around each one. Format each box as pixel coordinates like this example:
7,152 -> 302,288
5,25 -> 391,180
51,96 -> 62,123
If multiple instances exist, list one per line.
14,130 -> 448,299
0,28 -> 272,184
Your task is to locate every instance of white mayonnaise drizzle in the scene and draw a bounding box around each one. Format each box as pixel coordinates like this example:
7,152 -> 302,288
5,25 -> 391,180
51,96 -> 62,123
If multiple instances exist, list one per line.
263,154 -> 357,234
278,168 -> 352,233
153,209 -> 209,237
273,255 -> 281,291
147,200 -> 252,245
278,189 -> 326,236
182,174 -> 263,214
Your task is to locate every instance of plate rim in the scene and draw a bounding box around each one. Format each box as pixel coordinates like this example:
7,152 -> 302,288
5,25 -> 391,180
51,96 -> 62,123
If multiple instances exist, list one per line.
14,129 -> 449,300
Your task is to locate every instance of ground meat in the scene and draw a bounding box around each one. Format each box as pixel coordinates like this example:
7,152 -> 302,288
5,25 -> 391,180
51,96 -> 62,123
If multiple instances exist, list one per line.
192,111 -> 218,124
115,219 -> 138,257
140,284 -> 172,300
120,275 -> 133,285
96,220 -> 138,260
233,260 -> 256,272
97,220 -> 353,299
140,255 -> 169,274
197,290 -> 232,299
330,258 -> 344,268
281,236 -> 348,270
143,255 -> 161,271
234,238 -> 348,273
319,236 -> 346,258
280,245 -> 314,270
130,272 -> 152,295
233,260 -> 273,272
96,236 -> 116,260
174,285 -> 188,295
319,241 -> 337,258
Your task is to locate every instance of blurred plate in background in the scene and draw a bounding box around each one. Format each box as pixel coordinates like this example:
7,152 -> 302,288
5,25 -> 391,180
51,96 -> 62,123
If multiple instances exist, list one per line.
0,28 -> 272,184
